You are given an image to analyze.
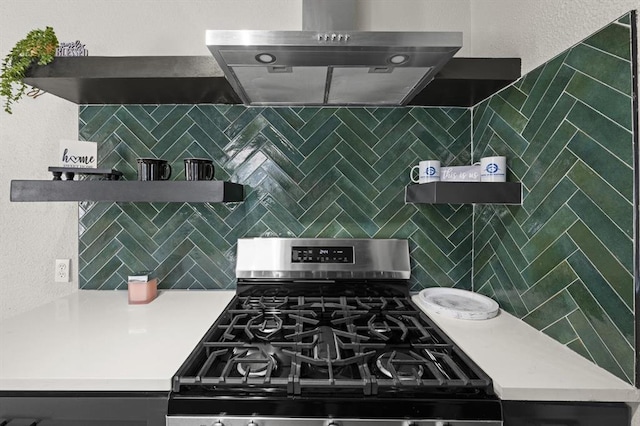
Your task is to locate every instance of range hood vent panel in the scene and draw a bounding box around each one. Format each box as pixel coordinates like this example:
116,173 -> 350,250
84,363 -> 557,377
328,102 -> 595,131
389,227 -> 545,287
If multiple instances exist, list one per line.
232,66 -> 327,104
206,22 -> 462,105
328,67 -> 433,105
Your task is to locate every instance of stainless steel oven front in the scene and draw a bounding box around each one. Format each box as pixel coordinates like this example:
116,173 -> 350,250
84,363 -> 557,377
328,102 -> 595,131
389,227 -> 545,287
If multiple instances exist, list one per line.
167,238 -> 503,426
168,417 -> 502,426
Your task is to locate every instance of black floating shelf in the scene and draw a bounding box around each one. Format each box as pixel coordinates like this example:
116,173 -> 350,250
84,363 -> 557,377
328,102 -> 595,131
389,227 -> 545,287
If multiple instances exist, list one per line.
10,180 -> 244,203
24,56 -> 521,107
24,56 -> 242,105
405,182 -> 522,205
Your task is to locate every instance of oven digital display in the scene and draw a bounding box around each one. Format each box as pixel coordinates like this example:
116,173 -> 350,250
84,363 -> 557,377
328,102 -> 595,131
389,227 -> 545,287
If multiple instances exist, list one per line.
291,246 -> 354,263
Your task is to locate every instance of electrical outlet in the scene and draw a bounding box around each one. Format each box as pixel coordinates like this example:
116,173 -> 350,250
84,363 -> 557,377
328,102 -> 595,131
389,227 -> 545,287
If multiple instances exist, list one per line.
55,259 -> 70,282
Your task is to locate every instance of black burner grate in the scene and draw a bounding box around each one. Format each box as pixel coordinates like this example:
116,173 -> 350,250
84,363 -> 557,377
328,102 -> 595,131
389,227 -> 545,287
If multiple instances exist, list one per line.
172,291 -> 493,397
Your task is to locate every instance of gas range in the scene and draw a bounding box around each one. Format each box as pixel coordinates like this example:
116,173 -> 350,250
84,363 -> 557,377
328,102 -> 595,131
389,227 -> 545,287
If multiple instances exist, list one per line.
167,238 -> 502,426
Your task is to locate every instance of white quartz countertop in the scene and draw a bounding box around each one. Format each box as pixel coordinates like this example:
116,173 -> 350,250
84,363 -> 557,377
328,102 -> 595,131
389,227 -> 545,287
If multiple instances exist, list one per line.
412,294 -> 640,402
1,290 -> 638,403
0,290 -> 235,391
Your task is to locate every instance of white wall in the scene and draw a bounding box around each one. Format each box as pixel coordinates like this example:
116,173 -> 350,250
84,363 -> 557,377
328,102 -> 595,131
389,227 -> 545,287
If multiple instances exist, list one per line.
470,0 -> 640,74
1,0 -> 639,320
356,0 -> 473,56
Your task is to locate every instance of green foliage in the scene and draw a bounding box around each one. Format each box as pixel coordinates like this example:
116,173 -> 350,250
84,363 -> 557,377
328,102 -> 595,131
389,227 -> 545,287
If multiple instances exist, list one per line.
0,26 -> 58,114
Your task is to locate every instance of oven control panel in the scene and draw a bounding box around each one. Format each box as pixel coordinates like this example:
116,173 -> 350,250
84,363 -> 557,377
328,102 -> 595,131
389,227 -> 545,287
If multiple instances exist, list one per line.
291,246 -> 354,263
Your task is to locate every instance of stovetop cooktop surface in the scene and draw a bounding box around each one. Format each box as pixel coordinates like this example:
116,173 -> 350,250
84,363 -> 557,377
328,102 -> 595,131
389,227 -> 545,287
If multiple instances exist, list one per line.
171,282 -> 494,399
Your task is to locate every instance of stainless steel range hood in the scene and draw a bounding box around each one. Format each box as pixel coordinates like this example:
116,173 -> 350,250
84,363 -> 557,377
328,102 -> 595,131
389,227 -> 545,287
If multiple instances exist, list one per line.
206,0 -> 462,106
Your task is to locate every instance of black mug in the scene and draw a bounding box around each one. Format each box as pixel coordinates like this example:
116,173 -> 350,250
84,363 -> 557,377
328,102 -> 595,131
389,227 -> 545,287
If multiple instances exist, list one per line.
136,158 -> 172,181
184,158 -> 215,181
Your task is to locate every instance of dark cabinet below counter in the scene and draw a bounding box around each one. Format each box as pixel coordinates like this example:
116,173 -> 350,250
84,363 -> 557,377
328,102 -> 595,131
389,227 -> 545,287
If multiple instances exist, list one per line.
503,400 -> 631,425
0,391 -> 167,426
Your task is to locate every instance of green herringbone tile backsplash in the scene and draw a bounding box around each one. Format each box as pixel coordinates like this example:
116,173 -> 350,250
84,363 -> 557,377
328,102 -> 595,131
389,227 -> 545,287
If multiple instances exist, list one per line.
473,13 -> 635,382
79,107 -> 473,292
78,13 -> 636,384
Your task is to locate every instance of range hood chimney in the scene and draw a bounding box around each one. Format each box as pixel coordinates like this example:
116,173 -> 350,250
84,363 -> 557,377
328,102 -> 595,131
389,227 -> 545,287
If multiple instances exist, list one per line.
206,0 -> 462,106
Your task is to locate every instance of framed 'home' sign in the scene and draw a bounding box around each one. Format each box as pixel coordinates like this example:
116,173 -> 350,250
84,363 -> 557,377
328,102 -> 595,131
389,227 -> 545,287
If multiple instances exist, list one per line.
59,140 -> 97,168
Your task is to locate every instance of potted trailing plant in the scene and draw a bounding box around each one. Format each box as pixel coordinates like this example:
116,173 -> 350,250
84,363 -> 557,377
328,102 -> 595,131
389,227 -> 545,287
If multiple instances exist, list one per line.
0,26 -> 58,114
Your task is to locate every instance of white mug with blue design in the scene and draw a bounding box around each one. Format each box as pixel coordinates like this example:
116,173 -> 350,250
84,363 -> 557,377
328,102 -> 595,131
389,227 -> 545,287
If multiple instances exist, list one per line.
480,156 -> 507,182
410,160 -> 440,184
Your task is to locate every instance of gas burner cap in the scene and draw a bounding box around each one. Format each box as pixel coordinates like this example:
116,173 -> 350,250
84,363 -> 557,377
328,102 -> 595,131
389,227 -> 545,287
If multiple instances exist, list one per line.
258,316 -> 282,335
376,352 -> 424,381
236,350 -> 276,377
